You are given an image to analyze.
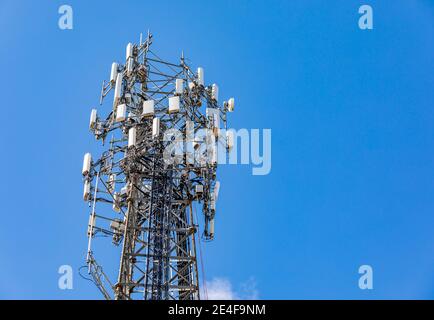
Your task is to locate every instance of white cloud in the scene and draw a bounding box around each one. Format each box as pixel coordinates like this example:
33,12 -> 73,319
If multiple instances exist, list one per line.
238,277 -> 259,300
205,278 -> 236,300
204,277 -> 259,300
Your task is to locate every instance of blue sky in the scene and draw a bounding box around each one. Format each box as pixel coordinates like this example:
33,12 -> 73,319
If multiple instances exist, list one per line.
0,0 -> 433,299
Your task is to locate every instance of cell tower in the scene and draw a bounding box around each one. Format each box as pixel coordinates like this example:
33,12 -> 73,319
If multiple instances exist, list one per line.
82,32 -> 235,300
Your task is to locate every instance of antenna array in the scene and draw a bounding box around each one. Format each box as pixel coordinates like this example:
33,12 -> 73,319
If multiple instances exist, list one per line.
82,32 -> 234,300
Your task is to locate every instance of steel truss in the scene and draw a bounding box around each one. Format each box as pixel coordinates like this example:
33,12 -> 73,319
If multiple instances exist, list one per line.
82,32 -> 232,300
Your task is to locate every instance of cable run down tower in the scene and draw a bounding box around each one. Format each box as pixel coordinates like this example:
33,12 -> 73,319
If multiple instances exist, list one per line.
82,33 -> 235,300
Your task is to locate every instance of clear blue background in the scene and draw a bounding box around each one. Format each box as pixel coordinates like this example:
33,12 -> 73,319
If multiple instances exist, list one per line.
0,0 -> 433,299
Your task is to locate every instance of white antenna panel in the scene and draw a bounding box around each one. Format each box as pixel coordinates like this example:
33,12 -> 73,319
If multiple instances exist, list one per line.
152,117 -> 160,138
142,100 -> 155,117
116,104 -> 127,122
169,96 -> 180,114
175,79 -> 184,94
83,180 -> 91,201
82,153 -> 92,176
114,73 -> 123,107
89,109 -> 97,129
128,127 -> 136,147
110,62 -> 118,83
197,67 -> 204,86
212,84 -> 219,101
228,98 -> 235,112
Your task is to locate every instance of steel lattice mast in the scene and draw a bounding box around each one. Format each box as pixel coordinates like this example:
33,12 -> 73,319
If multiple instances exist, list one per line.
82,32 -> 234,300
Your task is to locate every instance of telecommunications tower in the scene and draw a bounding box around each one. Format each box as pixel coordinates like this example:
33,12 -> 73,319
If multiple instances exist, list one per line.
81,32 -> 235,300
